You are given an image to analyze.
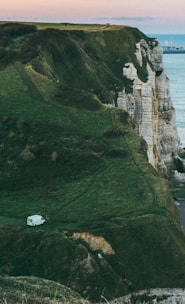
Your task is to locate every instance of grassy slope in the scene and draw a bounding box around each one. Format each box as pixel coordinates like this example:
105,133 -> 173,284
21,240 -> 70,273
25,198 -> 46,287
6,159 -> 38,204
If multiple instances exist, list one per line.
0,23 -> 158,229
0,276 -> 85,304
0,22 -> 185,300
0,63 -> 170,229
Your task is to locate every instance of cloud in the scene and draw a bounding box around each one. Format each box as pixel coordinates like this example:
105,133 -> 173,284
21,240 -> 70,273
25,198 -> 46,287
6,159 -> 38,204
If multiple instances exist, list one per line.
95,16 -> 156,22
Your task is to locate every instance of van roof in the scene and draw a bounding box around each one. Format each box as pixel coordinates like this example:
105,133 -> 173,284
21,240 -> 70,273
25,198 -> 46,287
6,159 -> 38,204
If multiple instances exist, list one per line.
27,214 -> 43,219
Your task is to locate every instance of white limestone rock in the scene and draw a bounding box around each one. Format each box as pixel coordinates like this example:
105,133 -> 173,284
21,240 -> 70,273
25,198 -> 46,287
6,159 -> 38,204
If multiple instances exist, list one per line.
117,39 -> 180,172
111,288 -> 185,303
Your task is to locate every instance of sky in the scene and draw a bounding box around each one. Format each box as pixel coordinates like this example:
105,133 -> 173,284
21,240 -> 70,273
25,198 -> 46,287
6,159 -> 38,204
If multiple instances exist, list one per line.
1,0 -> 185,34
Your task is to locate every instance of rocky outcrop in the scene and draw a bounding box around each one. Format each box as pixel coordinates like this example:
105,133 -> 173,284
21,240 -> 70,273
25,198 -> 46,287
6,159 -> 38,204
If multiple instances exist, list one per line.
111,288 -> 185,304
69,231 -> 115,255
117,39 -> 180,172
0,226 -> 126,301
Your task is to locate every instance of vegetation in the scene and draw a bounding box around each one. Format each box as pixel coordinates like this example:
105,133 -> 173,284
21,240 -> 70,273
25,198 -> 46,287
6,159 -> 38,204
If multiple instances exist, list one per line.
0,276 -> 87,304
0,22 -> 185,302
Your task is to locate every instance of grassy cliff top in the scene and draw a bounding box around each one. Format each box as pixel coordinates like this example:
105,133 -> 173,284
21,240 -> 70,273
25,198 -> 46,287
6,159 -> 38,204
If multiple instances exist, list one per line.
0,21 -> 138,31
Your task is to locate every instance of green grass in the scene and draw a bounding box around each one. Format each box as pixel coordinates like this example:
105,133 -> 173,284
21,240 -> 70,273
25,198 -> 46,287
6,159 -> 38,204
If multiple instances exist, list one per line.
0,21 -> 130,32
0,56 -> 174,232
0,276 -> 84,303
0,96 -> 170,231
0,64 -> 70,124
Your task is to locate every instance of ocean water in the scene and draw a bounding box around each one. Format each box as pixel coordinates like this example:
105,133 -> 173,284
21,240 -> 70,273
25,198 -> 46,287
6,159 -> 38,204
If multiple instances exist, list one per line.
149,34 -> 185,231
153,34 -> 185,147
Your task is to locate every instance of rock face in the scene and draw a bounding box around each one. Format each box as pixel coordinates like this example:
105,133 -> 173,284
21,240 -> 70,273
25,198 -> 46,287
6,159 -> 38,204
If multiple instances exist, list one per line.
117,39 -> 180,172
113,288 -> 185,304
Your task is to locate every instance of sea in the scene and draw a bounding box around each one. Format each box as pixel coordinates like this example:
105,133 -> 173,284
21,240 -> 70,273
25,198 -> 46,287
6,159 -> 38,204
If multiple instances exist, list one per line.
151,35 -> 185,231
149,34 -> 185,147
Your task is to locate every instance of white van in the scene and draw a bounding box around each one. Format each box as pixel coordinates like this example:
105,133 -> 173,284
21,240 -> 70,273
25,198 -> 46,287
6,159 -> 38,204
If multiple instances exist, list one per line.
27,214 -> 46,226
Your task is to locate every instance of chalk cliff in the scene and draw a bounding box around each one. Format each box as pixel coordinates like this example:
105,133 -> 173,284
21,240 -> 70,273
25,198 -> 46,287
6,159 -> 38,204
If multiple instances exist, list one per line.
117,39 -> 180,172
